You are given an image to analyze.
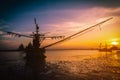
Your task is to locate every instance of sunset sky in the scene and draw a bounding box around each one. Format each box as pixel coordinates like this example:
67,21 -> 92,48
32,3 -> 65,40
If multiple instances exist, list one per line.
0,0 -> 120,49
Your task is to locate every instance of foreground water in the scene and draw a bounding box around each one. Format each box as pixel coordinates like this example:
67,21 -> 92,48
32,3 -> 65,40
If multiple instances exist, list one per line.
0,50 -> 120,80
0,50 -> 101,64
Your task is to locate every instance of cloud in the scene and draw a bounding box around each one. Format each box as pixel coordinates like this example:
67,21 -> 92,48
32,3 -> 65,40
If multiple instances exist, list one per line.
38,7 -> 119,33
0,0 -> 120,49
107,8 -> 120,16
0,40 -> 17,50
85,0 -> 120,8
0,31 -> 4,34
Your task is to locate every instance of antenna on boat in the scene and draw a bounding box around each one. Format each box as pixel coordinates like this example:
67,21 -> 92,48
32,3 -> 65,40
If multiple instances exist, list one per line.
34,18 -> 39,34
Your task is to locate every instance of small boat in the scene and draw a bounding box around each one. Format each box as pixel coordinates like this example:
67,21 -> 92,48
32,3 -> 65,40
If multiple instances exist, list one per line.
99,43 -> 112,52
116,50 -> 120,54
99,48 -> 112,52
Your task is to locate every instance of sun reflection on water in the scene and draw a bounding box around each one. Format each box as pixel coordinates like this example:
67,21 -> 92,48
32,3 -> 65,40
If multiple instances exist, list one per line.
46,50 -> 120,79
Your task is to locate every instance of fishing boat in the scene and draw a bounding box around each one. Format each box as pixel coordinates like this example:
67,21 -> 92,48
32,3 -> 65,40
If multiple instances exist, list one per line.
4,18 -> 112,58
99,43 -> 112,52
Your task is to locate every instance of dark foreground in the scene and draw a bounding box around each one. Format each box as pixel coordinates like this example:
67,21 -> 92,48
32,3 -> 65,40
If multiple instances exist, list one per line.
0,51 -> 120,80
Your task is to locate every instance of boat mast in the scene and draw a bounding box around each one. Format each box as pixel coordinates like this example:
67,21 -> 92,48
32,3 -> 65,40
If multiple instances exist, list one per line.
105,42 -> 107,50
99,43 -> 102,50
32,18 -> 40,49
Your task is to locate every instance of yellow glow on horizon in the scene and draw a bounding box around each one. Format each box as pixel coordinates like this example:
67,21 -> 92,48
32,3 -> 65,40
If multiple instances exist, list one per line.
111,41 -> 119,45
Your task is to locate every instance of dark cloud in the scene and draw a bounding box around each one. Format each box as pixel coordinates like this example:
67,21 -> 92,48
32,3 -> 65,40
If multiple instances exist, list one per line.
0,40 -> 15,50
0,0 -> 120,22
0,0 -> 120,23
108,9 -> 120,16
1,0 -> 120,12
84,0 -> 120,8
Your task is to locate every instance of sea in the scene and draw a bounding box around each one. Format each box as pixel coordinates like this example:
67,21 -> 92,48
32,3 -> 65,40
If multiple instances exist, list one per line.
0,50 -> 120,80
0,50 -> 103,65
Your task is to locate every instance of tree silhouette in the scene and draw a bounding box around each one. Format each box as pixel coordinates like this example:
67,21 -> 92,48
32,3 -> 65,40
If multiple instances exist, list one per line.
18,43 -> 24,51
26,42 -> 33,49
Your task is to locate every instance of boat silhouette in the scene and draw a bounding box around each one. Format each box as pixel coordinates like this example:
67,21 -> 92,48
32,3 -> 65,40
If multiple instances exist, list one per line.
2,17 -> 113,57
99,43 -> 112,52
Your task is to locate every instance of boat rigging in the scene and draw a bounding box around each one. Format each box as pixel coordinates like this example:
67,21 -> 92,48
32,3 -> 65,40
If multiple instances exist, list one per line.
2,17 -> 112,49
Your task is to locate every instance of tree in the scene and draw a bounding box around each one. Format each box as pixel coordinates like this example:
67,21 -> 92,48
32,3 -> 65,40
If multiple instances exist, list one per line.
26,42 -> 33,49
18,44 -> 24,51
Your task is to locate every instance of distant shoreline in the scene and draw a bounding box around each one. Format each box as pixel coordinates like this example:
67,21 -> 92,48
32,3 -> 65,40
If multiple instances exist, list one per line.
0,49 -> 119,52
0,49 -> 22,52
0,49 -> 98,52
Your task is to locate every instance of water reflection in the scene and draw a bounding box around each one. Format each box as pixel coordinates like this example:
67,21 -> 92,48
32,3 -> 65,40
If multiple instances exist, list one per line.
45,50 -> 120,80
0,50 -> 120,80
24,49 -> 46,80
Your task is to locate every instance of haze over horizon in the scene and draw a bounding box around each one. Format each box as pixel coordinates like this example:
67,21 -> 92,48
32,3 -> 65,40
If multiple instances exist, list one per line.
0,0 -> 120,50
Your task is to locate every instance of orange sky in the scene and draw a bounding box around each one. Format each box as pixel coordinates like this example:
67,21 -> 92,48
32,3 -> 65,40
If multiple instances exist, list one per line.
42,16 -> 120,49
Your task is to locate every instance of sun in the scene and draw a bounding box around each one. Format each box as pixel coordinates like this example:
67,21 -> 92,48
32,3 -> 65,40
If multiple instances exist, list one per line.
111,41 -> 119,45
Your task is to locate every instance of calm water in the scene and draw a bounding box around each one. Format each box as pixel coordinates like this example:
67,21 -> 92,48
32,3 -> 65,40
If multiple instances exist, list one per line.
0,50 -> 110,70
0,50 -> 103,65
0,50 -> 120,80
46,50 -> 102,62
